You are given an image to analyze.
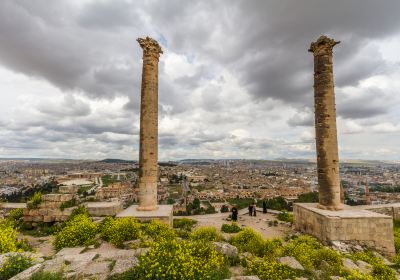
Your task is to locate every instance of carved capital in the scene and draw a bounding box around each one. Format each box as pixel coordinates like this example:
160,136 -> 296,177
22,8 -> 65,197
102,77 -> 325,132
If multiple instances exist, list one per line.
308,35 -> 340,56
137,36 -> 163,60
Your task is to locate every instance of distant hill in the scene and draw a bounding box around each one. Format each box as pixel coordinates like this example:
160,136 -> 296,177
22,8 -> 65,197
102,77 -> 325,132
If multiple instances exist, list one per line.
99,158 -> 137,164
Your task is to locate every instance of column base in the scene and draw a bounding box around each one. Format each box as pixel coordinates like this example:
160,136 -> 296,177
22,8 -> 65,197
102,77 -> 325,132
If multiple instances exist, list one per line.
116,205 -> 173,226
317,203 -> 344,211
136,205 -> 159,211
294,203 -> 395,256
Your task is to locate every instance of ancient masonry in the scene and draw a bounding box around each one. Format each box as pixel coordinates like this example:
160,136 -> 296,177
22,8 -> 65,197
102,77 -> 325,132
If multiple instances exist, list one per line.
116,37 -> 172,225
309,36 -> 342,211
294,35 -> 395,256
23,186 -> 122,223
137,36 -> 162,211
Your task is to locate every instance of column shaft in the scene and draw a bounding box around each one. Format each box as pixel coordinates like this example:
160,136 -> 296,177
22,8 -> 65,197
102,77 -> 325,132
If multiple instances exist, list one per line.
137,37 -> 162,211
309,36 -> 343,210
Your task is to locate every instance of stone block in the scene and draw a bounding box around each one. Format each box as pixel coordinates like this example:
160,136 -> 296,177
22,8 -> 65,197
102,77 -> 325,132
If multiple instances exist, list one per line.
116,204 -> 173,226
110,259 -> 139,276
277,256 -> 304,270
85,201 -> 123,217
9,263 -> 43,280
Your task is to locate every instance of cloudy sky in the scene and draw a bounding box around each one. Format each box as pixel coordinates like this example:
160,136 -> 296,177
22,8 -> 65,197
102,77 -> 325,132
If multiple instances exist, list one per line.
1,0 -> 400,160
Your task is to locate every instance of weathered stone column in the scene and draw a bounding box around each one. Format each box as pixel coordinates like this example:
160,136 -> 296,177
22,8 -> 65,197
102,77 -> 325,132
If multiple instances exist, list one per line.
309,35 -> 343,210
137,37 -> 162,211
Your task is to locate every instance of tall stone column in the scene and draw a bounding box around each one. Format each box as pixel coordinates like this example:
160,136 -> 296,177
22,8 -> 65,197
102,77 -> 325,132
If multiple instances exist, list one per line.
309,35 -> 343,210
137,37 -> 162,211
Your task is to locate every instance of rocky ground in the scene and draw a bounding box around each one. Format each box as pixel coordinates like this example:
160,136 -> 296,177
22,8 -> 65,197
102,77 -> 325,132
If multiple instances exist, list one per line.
187,210 -> 292,239
6,237 -> 399,280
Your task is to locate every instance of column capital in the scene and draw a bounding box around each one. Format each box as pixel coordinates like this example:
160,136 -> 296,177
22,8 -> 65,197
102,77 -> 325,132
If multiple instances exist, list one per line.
137,36 -> 163,60
308,35 -> 340,55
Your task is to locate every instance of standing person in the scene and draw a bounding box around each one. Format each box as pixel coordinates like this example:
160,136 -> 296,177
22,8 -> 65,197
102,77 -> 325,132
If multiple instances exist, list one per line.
263,200 -> 267,214
231,206 -> 238,222
248,204 -> 253,216
252,202 -> 257,216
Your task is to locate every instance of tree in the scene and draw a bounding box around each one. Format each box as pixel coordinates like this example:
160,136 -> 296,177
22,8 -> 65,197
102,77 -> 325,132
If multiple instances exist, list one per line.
296,192 -> 319,203
220,205 -> 229,213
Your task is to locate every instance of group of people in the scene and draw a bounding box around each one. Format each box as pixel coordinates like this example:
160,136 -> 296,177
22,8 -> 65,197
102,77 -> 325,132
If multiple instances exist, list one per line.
230,200 -> 268,222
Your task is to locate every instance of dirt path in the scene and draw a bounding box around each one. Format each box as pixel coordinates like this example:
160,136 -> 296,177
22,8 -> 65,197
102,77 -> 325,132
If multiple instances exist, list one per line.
180,209 -> 292,239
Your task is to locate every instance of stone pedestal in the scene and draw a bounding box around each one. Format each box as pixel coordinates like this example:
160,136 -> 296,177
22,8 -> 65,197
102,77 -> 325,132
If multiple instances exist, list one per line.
116,204 -> 173,226
294,203 -> 395,256
84,201 -> 123,217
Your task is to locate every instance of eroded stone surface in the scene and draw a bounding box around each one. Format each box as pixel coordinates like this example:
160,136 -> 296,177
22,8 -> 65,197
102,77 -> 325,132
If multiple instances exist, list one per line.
214,242 -> 239,258
110,258 -> 139,276
294,203 -> 396,256
342,258 -> 359,271
277,256 -> 304,270
136,36 -> 162,211
309,35 -> 342,210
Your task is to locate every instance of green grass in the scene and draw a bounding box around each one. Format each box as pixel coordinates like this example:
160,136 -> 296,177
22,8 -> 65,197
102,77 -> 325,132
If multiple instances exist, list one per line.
101,175 -> 119,187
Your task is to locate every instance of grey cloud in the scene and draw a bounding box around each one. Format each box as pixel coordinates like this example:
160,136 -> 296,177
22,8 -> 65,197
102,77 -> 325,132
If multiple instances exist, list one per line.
0,0 -> 400,160
77,0 -> 138,30
337,88 -> 391,119
37,95 -> 91,117
288,108 -> 314,127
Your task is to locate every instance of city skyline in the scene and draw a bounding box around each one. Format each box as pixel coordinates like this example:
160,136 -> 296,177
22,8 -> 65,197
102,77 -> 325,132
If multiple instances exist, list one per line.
1,1 -> 400,160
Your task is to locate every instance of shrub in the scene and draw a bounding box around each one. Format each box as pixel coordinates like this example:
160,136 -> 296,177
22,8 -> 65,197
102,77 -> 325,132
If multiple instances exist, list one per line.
67,205 -> 90,221
282,236 -> 345,276
173,218 -> 197,231
351,251 -> 383,265
0,219 -> 18,253
221,223 -> 241,233
30,271 -> 65,280
27,192 -> 42,209
372,263 -> 397,280
346,270 -> 374,280
282,235 -> 323,270
261,239 -> 283,259
133,239 -> 228,280
351,251 -> 396,280
190,226 -> 222,242
142,220 -> 176,241
230,228 -> 264,256
277,211 -> 293,223
53,214 -> 98,251
8,208 -> 24,223
0,253 -> 33,280
246,258 -> 296,280
59,198 -> 77,211
312,247 -> 343,275
100,217 -> 140,247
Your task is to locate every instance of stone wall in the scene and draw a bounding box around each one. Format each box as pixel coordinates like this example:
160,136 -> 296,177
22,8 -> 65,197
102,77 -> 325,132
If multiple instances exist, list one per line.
95,182 -> 136,201
294,203 -> 395,256
354,203 -> 400,220
23,193 -> 79,223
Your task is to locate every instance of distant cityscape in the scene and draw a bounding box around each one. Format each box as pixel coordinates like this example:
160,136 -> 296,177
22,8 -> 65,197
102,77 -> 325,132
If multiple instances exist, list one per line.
1,158 -> 400,215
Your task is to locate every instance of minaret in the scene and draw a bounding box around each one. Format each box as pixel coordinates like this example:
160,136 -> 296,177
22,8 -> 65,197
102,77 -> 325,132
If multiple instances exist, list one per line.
137,37 -> 163,211
309,35 -> 343,210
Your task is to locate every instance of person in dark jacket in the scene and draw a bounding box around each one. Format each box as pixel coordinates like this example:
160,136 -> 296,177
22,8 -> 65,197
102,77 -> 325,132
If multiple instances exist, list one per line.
248,204 -> 253,216
263,200 -> 267,214
231,206 -> 238,222
252,202 -> 257,216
